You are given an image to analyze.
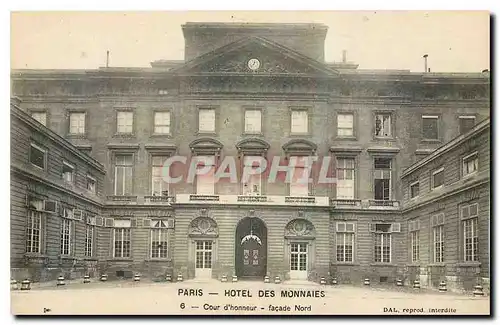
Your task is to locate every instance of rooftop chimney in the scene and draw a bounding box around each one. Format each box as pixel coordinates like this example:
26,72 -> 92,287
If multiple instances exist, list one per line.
342,50 -> 347,63
423,54 -> 428,73
106,50 -> 110,68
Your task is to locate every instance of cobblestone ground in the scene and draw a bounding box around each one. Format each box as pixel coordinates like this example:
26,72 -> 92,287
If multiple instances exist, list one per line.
11,279 -> 490,315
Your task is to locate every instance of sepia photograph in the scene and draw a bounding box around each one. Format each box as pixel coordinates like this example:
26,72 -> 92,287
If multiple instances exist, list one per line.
9,10 -> 491,316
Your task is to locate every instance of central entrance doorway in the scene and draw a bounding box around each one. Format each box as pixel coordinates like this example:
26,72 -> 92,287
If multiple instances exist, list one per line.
235,217 -> 267,279
195,240 -> 213,279
289,242 -> 308,280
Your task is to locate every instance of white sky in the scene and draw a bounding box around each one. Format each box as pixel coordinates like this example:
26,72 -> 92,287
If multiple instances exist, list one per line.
11,11 -> 490,72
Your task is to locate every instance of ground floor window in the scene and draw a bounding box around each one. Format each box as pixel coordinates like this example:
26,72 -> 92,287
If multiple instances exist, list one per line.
411,231 -> 419,262
85,225 -> 94,257
463,218 -> 478,262
26,210 -> 42,253
290,243 -> 307,271
374,232 -> 391,263
114,228 -> 131,258
433,225 -> 444,263
60,218 -> 72,255
195,241 -> 212,269
151,220 -> 168,258
336,222 -> 355,262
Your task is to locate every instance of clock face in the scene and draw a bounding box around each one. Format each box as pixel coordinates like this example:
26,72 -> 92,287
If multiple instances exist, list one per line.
247,58 -> 261,71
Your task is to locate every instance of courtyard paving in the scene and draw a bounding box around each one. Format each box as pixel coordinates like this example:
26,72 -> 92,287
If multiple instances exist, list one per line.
11,279 -> 490,316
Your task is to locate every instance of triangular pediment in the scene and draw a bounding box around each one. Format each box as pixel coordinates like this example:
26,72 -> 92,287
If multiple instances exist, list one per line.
172,36 -> 338,77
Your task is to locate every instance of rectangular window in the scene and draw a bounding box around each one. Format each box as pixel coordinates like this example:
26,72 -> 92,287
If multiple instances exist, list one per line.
461,203 -> 479,262
374,158 -> 391,200
114,154 -> 133,196
336,157 -> 355,199
244,109 -> 262,133
85,225 -> 94,257
410,181 -> 420,199
433,224 -> 444,263
153,112 -> 171,134
86,175 -> 96,194
114,226 -> 131,258
289,156 -> 310,196
374,223 -> 391,263
62,161 -> 75,183
198,108 -> 216,133
26,210 -> 42,253
459,116 -> 476,134
336,222 -> 355,262
31,112 -> 47,126
422,115 -> 439,140
411,231 -> 420,262
196,156 -> 215,195
375,114 -> 392,137
431,167 -> 444,189
462,152 -> 479,177
69,112 -> 86,135
242,156 -> 262,196
30,143 -> 46,169
337,113 -> 354,137
151,220 -> 168,259
117,111 -> 134,134
291,110 -> 308,134
152,156 -> 169,196
60,218 -> 72,255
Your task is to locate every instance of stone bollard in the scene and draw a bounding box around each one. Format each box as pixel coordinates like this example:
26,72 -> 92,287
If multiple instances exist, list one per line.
364,278 -> 370,286
57,275 -> 65,286
221,274 -> 228,283
331,278 -> 338,285
320,277 -> 327,285
473,284 -> 485,297
11,279 -> 18,290
177,273 -> 183,282
438,281 -> 447,292
274,276 -> 281,284
396,279 -> 403,286
413,279 -> 421,289
133,273 -> 141,282
264,275 -> 270,283
100,274 -> 108,282
165,274 -> 172,282
20,279 -> 31,291
232,275 -> 238,283
83,275 -> 91,284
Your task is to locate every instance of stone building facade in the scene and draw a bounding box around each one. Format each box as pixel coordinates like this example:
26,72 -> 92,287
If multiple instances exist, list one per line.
10,23 -> 490,291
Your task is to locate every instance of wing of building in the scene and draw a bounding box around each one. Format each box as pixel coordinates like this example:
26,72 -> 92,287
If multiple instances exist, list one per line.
10,22 -> 491,293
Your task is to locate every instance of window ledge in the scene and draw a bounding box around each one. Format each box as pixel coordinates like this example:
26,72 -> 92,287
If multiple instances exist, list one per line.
405,263 -> 421,267
66,134 -> 87,139
421,139 -> 441,143
196,131 -> 217,136
113,133 -> 136,138
334,136 -> 357,141
150,133 -> 173,138
427,263 -> 446,267
456,262 -> 481,267
370,263 -> 397,267
24,253 -> 48,258
289,133 -> 311,137
374,136 -> 395,141
82,257 -> 98,261
331,263 -> 360,266
107,258 -> 134,262
144,258 -> 173,262
58,255 -> 77,260
242,132 -> 263,137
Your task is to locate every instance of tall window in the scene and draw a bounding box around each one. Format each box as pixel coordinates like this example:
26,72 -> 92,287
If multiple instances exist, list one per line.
336,157 -> 355,199
374,158 -> 391,200
337,113 -> 354,137
196,156 -> 215,195
31,112 -> 47,126
62,161 -> 75,183
459,116 -> 476,134
85,224 -> 94,257
291,110 -> 308,134
372,223 -> 396,263
60,218 -> 72,255
198,108 -> 215,133
114,154 -> 133,195
242,156 -> 262,196
26,210 -> 42,253
431,213 -> 445,263
244,109 -> 262,133
69,112 -> 86,135
289,156 -> 310,196
462,152 -> 478,177
422,115 -> 439,140
117,111 -> 133,134
409,219 -> 420,262
113,220 -> 131,258
151,220 -> 168,258
375,113 -> 391,137
30,143 -> 46,169
86,175 -> 96,194
410,181 -> 420,199
431,167 -> 444,189
461,203 -> 479,262
154,112 -> 171,134
152,156 -> 169,196
336,222 -> 355,262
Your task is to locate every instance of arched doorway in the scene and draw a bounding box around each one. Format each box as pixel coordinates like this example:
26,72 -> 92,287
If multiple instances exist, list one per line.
235,217 -> 267,279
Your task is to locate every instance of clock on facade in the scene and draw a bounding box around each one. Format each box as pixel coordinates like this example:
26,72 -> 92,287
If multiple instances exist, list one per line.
247,58 -> 261,71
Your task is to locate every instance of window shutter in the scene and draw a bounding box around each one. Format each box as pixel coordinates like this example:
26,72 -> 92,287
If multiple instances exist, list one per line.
104,218 -> 114,228
166,219 -> 175,229
336,222 -> 346,232
346,222 -> 355,233
391,223 -> 401,233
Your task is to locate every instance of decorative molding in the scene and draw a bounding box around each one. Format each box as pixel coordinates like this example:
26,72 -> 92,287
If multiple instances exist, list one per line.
188,217 -> 218,237
282,139 -> 317,156
285,219 -> 316,238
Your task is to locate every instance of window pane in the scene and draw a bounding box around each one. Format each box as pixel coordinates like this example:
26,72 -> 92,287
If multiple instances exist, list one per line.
117,112 -> 133,133
30,145 -> 45,169
245,110 -> 261,133
459,117 -> 475,134
199,109 -> 215,132
433,170 -> 444,188
32,112 -> 47,126
291,111 -> 308,133
423,117 -> 439,139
